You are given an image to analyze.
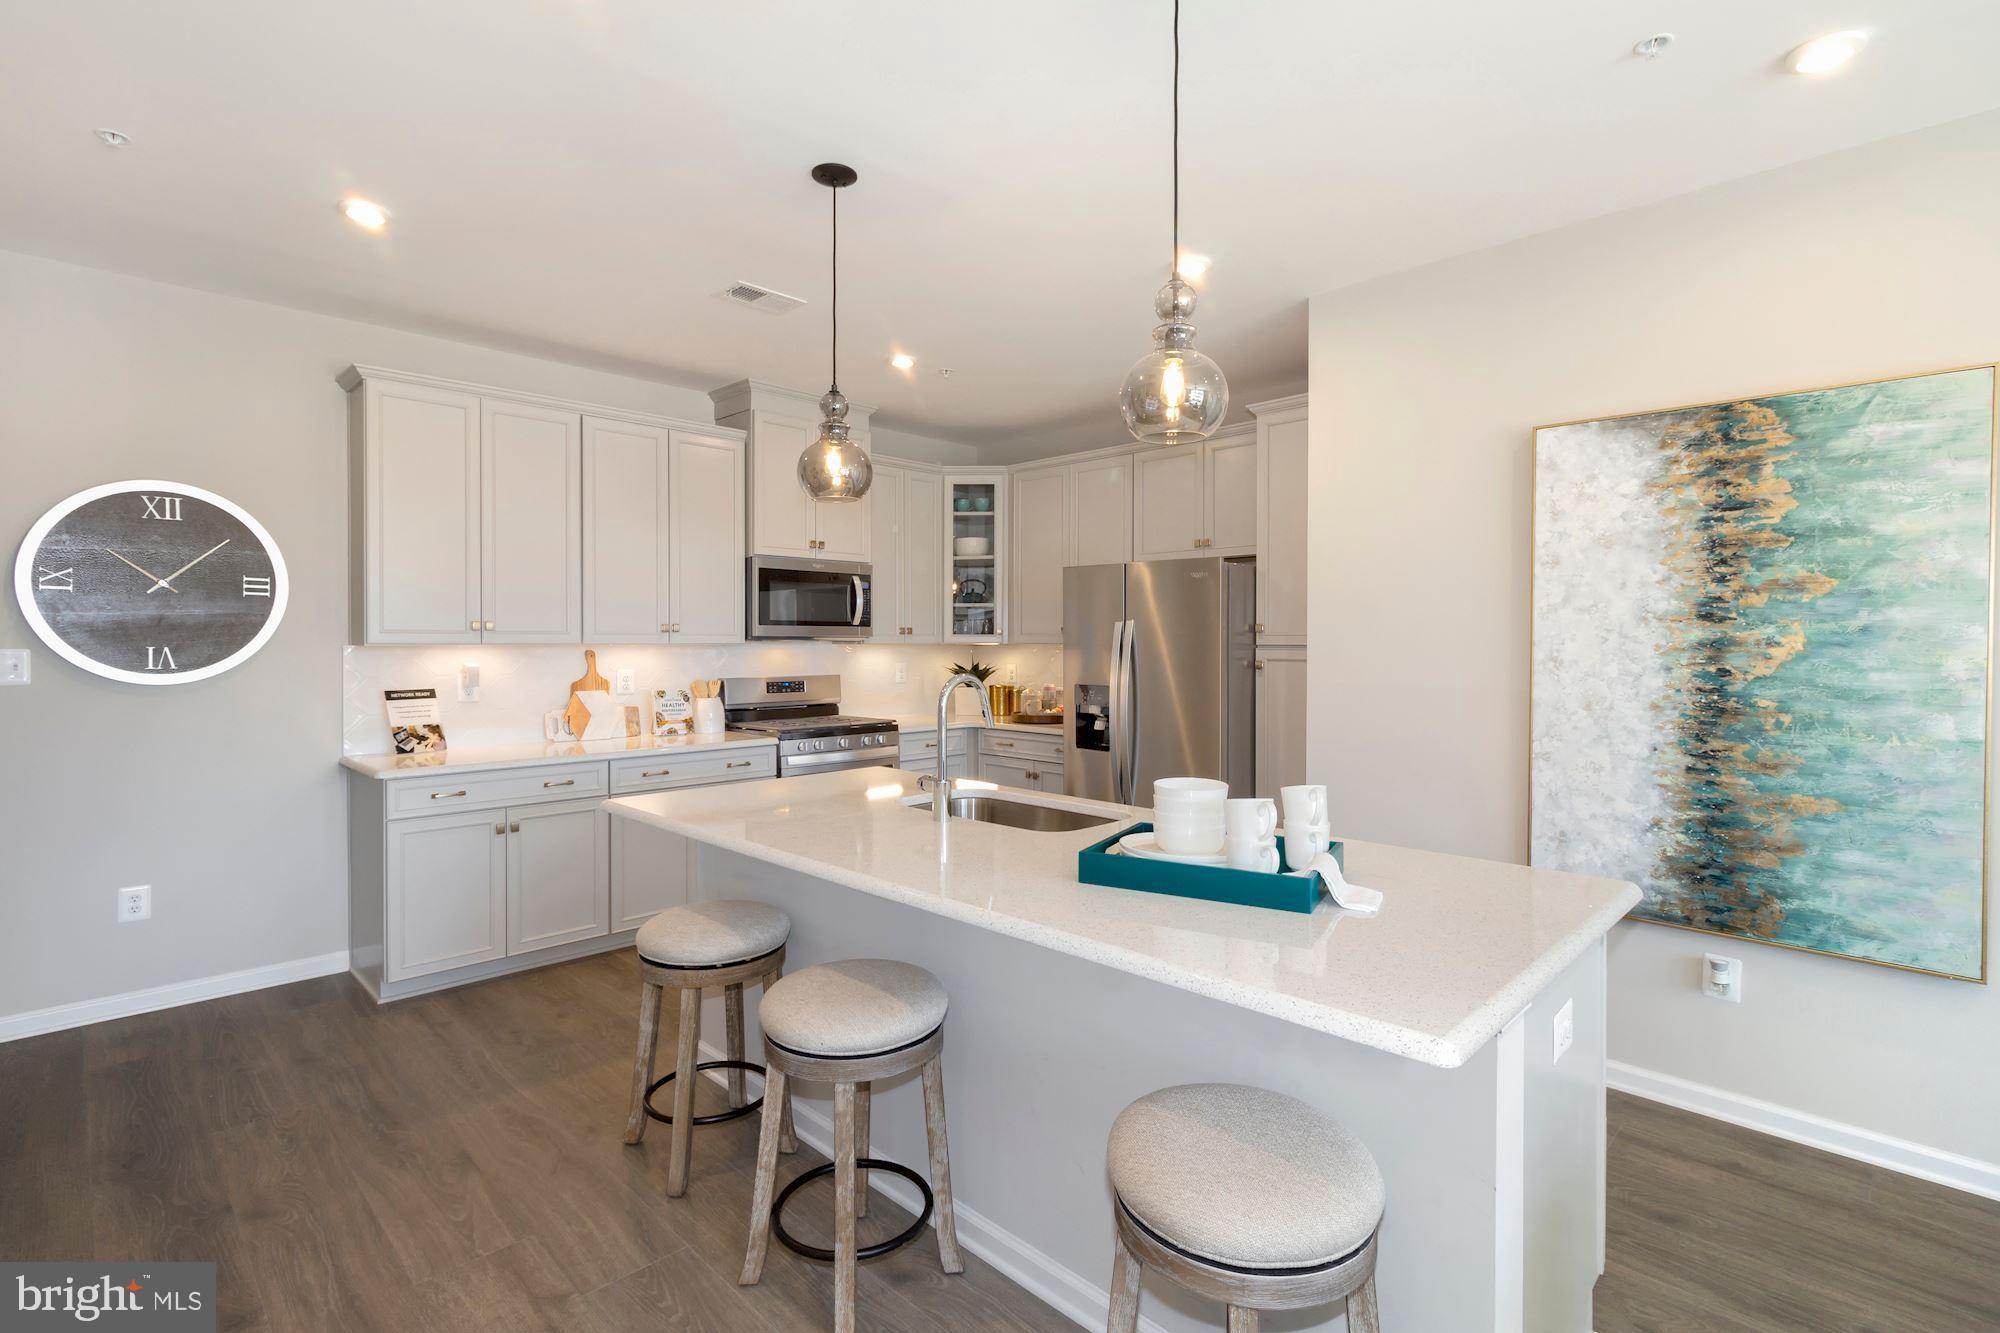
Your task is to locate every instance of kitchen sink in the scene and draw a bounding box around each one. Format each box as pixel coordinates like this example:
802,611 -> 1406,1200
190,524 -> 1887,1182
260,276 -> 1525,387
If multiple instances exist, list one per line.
905,793 -> 1120,833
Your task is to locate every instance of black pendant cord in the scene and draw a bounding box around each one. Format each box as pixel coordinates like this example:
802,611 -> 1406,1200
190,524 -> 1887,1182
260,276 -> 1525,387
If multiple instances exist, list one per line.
1171,0 -> 1180,279
830,184 -> 839,392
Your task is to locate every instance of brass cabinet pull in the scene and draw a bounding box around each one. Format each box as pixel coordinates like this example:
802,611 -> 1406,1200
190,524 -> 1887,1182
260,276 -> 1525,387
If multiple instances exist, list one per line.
494,823 -> 505,835
1026,770 -> 1041,781
510,821 -> 521,833
660,623 -> 670,633
1253,660 -> 1265,671
1253,622 -> 1264,634
672,623 -> 681,633
432,789 -> 467,800
994,740 -> 1015,748
484,619 -> 496,630
641,768 -> 672,778
543,778 -> 575,788
726,760 -> 752,769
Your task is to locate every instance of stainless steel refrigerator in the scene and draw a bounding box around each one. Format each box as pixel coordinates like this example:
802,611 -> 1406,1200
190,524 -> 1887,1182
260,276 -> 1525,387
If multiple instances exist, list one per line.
1063,557 -> 1256,805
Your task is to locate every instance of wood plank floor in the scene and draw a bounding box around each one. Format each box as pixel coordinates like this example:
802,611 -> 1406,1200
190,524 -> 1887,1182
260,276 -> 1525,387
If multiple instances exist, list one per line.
5,951 -> 1997,1331
1594,1090 -> 2000,1332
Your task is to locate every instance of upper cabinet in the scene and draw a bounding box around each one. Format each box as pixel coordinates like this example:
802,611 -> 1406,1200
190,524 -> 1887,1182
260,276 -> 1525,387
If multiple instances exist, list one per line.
1071,454 -> 1134,567
711,380 -> 873,562
1133,430 -> 1256,561
1010,462 -> 1072,643
582,418 -> 744,643
869,461 -> 944,642
1249,395 -> 1308,644
343,366 -> 744,646
481,399 -> 581,643
946,473 -> 1006,642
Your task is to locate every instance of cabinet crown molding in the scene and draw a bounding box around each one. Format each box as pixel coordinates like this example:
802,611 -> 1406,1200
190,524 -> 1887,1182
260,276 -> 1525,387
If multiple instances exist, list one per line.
338,365 -> 742,439
1245,392 -> 1309,417
707,377 -> 877,423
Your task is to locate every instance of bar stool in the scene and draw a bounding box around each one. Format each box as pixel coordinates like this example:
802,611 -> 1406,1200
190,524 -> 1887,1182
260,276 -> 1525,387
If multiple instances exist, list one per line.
740,958 -> 962,1333
1105,1083 -> 1384,1333
622,900 -> 797,1197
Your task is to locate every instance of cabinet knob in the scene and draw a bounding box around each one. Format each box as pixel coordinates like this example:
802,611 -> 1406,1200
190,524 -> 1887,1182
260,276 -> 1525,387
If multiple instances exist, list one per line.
494,823 -> 505,835
484,620 -> 495,630
1253,622 -> 1264,634
1026,770 -> 1041,781
660,623 -> 670,633
510,821 -> 521,833
1253,660 -> 1265,671
469,619 -> 480,631
672,623 -> 681,633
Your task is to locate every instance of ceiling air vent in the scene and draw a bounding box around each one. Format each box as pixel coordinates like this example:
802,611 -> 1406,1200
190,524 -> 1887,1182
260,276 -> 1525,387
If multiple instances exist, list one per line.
715,281 -> 806,315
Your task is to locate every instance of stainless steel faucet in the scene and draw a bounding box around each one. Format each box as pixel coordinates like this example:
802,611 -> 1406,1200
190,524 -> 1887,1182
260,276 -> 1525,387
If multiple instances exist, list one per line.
930,672 -> 995,830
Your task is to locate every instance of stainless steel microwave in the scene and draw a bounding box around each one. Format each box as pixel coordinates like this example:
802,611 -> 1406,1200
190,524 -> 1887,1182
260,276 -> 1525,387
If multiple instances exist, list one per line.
746,555 -> 873,640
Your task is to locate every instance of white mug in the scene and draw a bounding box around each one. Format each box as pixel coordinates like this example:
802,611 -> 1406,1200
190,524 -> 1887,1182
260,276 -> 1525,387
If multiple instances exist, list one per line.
1280,785 -> 1327,834
1226,836 -> 1280,873
1224,798 -> 1277,843
1282,825 -> 1330,871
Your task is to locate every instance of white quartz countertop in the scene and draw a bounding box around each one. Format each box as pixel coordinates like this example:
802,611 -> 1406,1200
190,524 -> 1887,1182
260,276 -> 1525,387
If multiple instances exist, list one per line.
341,730 -> 777,779
891,715 -> 1065,735
605,769 -> 1639,1068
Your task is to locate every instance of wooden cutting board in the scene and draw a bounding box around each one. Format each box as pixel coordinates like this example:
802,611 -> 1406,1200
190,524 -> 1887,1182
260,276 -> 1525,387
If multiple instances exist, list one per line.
564,649 -> 610,739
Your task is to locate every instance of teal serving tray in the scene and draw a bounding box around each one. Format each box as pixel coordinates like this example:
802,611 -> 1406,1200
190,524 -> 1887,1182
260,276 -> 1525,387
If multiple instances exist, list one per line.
1078,824 -> 1343,914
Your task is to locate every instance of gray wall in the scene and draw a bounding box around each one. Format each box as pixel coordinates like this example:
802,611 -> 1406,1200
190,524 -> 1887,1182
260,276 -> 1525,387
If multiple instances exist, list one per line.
0,249 -> 719,1024
1307,109 -> 2000,1165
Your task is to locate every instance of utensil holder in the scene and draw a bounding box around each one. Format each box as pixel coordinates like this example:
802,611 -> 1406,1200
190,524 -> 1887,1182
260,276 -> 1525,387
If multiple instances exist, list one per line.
692,697 -> 725,734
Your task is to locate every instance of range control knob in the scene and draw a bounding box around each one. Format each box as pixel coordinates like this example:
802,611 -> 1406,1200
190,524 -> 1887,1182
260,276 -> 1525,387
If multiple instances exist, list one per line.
838,737 -> 852,749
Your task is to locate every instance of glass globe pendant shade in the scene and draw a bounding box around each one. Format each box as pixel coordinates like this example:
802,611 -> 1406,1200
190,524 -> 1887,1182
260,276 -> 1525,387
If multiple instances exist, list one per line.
1120,277 -> 1228,445
797,388 -> 873,501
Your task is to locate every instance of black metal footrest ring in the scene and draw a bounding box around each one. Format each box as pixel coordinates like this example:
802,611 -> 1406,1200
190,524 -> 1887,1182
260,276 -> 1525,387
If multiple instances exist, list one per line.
644,1059 -> 765,1126
771,1159 -> 934,1262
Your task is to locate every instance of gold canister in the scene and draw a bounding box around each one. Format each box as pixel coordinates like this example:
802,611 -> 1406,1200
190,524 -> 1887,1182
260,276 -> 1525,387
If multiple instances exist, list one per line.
988,683 -> 1018,718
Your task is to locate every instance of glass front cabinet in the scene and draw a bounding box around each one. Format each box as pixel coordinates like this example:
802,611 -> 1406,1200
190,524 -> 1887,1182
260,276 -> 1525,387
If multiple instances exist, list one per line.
945,473 -> 1006,642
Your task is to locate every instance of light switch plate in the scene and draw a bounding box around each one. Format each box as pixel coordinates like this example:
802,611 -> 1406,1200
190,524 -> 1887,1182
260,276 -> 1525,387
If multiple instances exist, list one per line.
0,649 -> 28,684
1552,998 -> 1574,1063
893,661 -> 909,685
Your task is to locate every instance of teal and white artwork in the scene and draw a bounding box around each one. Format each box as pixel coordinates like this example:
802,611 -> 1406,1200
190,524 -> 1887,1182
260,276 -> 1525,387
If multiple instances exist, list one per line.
1532,366 -> 1994,980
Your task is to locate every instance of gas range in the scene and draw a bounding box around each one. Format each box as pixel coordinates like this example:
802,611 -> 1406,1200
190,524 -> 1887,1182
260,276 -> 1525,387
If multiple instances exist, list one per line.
722,675 -> 899,777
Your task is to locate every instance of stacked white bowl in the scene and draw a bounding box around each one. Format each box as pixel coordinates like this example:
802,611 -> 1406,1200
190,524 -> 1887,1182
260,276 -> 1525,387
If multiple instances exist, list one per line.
1152,777 -> 1228,856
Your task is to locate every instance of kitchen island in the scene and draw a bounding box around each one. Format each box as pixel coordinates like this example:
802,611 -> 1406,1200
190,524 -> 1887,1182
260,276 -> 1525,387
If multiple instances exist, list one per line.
606,769 -> 1637,1332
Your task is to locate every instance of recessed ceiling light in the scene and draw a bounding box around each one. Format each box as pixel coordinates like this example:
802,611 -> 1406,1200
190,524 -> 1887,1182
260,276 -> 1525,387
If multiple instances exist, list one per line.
890,352 -> 915,371
94,128 -> 130,148
1789,29 -> 1869,75
340,197 -> 389,231
1632,33 -> 1675,60
1175,253 -> 1211,279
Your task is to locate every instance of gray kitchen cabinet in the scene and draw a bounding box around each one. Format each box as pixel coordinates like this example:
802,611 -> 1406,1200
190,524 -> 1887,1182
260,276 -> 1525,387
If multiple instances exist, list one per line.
1250,395 -> 1309,645
713,380 -> 874,562
383,806 -> 509,982
978,727 -> 1065,791
583,417 -> 746,643
1254,645 -> 1308,799
505,796 -> 610,956
1070,453 -> 1134,567
1133,445 -> 1206,559
348,375 -> 483,644
481,397 -> 582,642
1010,462 -> 1072,642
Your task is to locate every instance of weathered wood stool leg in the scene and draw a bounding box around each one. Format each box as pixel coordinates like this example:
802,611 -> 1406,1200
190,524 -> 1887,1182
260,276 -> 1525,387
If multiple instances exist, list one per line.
664,986 -> 701,1197
921,1053 -> 964,1274
622,977 -> 663,1144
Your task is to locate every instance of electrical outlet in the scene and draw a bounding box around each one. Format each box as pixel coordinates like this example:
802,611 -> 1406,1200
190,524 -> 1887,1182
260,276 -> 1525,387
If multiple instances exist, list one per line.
117,885 -> 151,923
614,666 -> 635,695
893,660 -> 908,685
1005,663 -> 1017,684
1552,998 -> 1574,1063
1703,953 -> 1743,1002
458,663 -> 480,702
0,649 -> 28,684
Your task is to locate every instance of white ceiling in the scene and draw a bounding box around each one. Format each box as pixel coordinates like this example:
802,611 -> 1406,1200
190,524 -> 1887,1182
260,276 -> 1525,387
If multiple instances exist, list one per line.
4,2 -> 1999,460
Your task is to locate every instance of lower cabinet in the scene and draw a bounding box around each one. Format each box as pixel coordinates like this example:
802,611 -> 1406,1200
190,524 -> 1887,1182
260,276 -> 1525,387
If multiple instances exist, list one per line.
899,728 -> 972,779
384,807 -> 510,981
505,797 -> 610,955
361,747 -> 777,996
978,729 -> 1065,792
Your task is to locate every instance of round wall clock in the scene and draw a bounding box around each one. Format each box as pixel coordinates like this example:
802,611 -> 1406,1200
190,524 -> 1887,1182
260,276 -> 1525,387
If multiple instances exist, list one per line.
13,480 -> 288,685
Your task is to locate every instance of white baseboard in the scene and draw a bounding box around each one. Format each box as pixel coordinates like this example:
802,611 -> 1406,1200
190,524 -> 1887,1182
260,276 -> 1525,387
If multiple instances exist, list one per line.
0,950 -> 351,1043
1607,1060 -> 2000,1203
697,1041 -> 1168,1333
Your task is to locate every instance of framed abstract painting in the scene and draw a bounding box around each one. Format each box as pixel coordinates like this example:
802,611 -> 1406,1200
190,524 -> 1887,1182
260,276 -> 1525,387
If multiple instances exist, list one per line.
1531,365 -> 1995,981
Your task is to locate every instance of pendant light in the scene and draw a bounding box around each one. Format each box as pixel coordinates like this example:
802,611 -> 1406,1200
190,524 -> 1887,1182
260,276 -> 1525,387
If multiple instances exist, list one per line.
797,162 -> 874,502
1118,0 -> 1227,446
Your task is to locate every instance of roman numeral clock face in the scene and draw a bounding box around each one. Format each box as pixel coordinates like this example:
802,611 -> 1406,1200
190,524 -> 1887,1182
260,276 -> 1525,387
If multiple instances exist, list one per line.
13,481 -> 288,684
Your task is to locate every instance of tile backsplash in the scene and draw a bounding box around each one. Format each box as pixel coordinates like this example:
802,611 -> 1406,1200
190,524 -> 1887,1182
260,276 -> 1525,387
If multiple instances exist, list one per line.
343,641 -> 1064,754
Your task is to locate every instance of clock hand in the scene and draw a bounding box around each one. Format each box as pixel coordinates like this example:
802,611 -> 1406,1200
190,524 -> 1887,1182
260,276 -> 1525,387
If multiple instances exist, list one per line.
146,538 -> 230,594
103,547 -> 178,592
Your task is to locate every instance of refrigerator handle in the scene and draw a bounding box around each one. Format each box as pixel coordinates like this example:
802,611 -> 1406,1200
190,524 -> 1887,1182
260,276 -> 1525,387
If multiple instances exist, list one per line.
1125,617 -> 1141,805
1109,618 -> 1128,804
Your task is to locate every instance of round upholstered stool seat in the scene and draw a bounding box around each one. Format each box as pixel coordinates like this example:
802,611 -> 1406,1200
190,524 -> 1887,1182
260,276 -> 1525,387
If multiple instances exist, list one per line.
637,900 -> 791,968
759,958 -> 948,1056
1104,1084 -> 1385,1333
1110,1082 -> 1383,1270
